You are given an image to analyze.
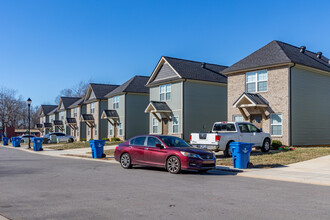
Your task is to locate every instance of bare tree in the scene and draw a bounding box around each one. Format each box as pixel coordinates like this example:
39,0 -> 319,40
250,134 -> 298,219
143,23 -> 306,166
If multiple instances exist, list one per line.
54,80 -> 90,103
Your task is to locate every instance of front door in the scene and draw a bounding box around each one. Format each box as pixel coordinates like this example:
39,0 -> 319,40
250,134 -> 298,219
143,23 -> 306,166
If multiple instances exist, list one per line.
250,114 -> 262,129
162,119 -> 168,135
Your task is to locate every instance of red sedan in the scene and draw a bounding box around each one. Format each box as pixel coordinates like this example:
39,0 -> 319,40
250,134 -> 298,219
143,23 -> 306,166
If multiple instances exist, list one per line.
114,135 -> 216,174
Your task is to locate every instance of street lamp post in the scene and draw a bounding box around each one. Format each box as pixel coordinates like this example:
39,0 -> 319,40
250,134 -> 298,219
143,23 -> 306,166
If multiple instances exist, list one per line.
27,98 -> 32,148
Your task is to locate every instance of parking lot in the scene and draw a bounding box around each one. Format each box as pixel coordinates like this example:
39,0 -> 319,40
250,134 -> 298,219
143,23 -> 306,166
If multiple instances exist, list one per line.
0,147 -> 329,220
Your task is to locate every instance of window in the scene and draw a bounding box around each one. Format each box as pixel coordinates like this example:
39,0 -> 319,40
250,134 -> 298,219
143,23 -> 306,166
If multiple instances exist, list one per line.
60,112 -> 64,120
238,123 -> 249,133
271,114 -> 282,136
109,124 -> 113,136
90,103 -> 95,114
74,108 -> 77,117
94,124 -> 97,135
131,137 -> 146,146
246,70 -> 268,93
88,127 -> 90,135
160,84 -> 171,101
233,115 -> 244,122
172,116 -> 179,133
213,123 -> 236,132
147,137 -> 162,147
152,118 -> 158,133
113,96 -> 119,109
247,124 -> 258,133
119,123 -> 123,136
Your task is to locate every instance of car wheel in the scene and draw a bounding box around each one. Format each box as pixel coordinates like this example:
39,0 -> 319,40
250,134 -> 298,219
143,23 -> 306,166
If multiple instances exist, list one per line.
68,138 -> 74,143
120,153 -> 132,169
224,142 -> 233,158
166,156 -> 181,174
261,138 -> 271,152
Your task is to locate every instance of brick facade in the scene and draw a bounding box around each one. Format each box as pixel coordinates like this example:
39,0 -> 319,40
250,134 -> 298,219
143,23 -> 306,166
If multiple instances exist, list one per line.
227,66 -> 290,145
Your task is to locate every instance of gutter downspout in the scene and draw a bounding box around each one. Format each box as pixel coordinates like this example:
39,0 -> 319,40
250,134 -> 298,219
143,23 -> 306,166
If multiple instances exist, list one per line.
289,63 -> 295,146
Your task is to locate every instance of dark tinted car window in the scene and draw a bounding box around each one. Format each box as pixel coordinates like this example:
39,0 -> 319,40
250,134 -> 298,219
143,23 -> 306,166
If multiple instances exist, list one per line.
57,133 -> 65,136
213,123 -> 236,131
147,137 -> 162,147
238,124 -> 249,133
160,136 -> 190,147
132,137 -> 146,146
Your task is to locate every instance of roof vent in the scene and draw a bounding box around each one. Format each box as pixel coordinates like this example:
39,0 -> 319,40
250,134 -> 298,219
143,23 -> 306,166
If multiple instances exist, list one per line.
201,62 -> 205,68
300,46 -> 306,53
316,52 -> 322,59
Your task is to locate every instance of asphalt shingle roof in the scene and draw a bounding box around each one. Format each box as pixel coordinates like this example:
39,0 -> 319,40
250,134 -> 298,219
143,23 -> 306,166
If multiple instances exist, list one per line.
68,97 -> 85,108
102,110 -> 119,118
81,114 -> 95,121
48,107 -> 58,115
43,123 -> 52,128
41,105 -> 58,115
60,97 -> 82,109
66,118 -> 77,124
89,84 -> 119,100
222,40 -> 330,74
105,76 -> 149,97
148,57 -> 228,85
233,92 -> 269,106
53,120 -> 63,126
150,101 -> 172,112
36,124 -> 43,129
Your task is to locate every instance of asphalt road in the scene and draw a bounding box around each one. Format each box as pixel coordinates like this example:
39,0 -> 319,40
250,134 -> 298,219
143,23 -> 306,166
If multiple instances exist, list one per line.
0,147 -> 329,220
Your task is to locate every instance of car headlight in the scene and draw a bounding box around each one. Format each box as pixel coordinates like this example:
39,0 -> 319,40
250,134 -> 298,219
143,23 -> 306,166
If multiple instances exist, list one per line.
180,151 -> 201,159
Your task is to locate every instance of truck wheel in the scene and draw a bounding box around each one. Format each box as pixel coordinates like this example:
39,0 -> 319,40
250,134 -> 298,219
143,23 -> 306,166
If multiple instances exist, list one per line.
224,142 -> 233,158
261,138 -> 271,152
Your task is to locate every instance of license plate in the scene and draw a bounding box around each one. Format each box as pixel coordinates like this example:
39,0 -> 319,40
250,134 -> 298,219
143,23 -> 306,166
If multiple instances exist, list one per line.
199,145 -> 207,149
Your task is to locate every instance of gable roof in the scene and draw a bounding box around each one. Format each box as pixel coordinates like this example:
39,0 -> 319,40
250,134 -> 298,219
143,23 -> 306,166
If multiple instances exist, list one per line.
48,106 -> 58,115
222,40 -> 330,74
58,97 -> 81,110
68,97 -> 85,109
40,105 -> 58,116
105,76 -> 149,97
147,56 -> 228,86
84,83 -> 119,103
233,92 -> 269,107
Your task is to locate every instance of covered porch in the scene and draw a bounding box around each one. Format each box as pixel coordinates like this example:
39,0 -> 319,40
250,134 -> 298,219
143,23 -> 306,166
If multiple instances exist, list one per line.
145,101 -> 172,135
101,110 -> 120,138
80,114 -> 95,139
66,118 -> 78,136
44,123 -> 53,133
233,92 -> 269,128
52,120 -> 64,132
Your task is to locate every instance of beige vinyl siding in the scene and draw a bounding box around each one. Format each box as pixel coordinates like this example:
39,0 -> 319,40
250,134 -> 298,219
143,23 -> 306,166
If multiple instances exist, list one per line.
149,82 -> 183,136
291,66 -> 330,145
183,80 -> 227,141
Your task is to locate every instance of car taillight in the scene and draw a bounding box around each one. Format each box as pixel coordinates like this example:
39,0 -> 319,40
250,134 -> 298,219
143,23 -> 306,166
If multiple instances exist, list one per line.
115,145 -> 119,151
190,135 -> 192,140
215,135 -> 221,142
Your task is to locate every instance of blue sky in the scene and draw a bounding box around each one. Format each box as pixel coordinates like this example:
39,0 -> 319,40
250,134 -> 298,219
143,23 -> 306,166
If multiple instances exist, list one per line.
0,0 -> 329,106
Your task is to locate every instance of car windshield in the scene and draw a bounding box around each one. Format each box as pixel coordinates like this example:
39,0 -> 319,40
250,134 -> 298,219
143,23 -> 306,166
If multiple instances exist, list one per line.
160,136 -> 190,148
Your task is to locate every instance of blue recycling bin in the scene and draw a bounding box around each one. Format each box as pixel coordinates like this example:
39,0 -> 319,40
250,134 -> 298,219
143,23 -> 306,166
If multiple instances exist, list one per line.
230,142 -> 253,169
2,137 -> 9,146
11,137 -> 22,147
32,137 -> 43,151
89,140 -> 106,158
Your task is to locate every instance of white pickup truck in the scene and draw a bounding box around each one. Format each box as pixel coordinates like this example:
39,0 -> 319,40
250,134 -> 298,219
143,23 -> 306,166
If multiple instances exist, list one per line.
190,122 -> 272,157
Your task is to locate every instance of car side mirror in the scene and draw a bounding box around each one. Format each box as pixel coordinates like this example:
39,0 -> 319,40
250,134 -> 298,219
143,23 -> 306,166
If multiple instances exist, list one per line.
155,144 -> 164,149
258,128 -> 263,132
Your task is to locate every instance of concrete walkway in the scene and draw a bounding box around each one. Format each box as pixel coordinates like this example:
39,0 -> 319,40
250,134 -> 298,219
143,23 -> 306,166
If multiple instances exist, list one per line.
238,155 -> 330,186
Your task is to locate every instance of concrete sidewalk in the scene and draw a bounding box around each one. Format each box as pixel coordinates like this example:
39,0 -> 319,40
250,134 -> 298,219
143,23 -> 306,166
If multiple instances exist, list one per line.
238,155 -> 330,186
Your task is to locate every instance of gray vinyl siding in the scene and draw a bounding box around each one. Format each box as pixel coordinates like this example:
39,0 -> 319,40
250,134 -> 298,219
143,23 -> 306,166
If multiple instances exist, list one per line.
183,80 -> 227,141
108,95 -> 125,139
80,105 -> 87,140
149,82 -> 183,136
153,63 -> 180,82
291,66 -> 330,145
99,100 -> 109,139
126,93 -> 149,139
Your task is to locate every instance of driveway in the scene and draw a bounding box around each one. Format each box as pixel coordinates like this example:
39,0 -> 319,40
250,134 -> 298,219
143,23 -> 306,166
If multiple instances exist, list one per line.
0,147 -> 329,220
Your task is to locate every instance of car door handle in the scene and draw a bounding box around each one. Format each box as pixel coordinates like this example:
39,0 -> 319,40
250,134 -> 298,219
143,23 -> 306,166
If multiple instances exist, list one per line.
129,146 -> 132,148
144,148 -> 149,150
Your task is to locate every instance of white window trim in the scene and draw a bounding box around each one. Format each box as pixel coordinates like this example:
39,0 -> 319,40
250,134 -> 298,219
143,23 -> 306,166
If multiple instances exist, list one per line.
270,113 -> 283,137
119,123 -> 123,136
160,84 -> 171,101
246,70 -> 268,93
172,116 -> 179,134
90,103 -> 95,114
152,118 -> 159,134
113,96 -> 119,109
233,115 -> 244,122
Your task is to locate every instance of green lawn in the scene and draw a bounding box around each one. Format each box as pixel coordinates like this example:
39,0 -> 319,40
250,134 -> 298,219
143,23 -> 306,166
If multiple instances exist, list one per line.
216,147 -> 330,168
48,141 -> 123,150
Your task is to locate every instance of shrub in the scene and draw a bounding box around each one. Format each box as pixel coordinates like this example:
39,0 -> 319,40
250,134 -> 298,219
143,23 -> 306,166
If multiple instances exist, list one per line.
80,138 -> 86,142
102,138 -> 109,141
111,137 -> 121,142
272,140 -> 282,150
89,138 -> 94,141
